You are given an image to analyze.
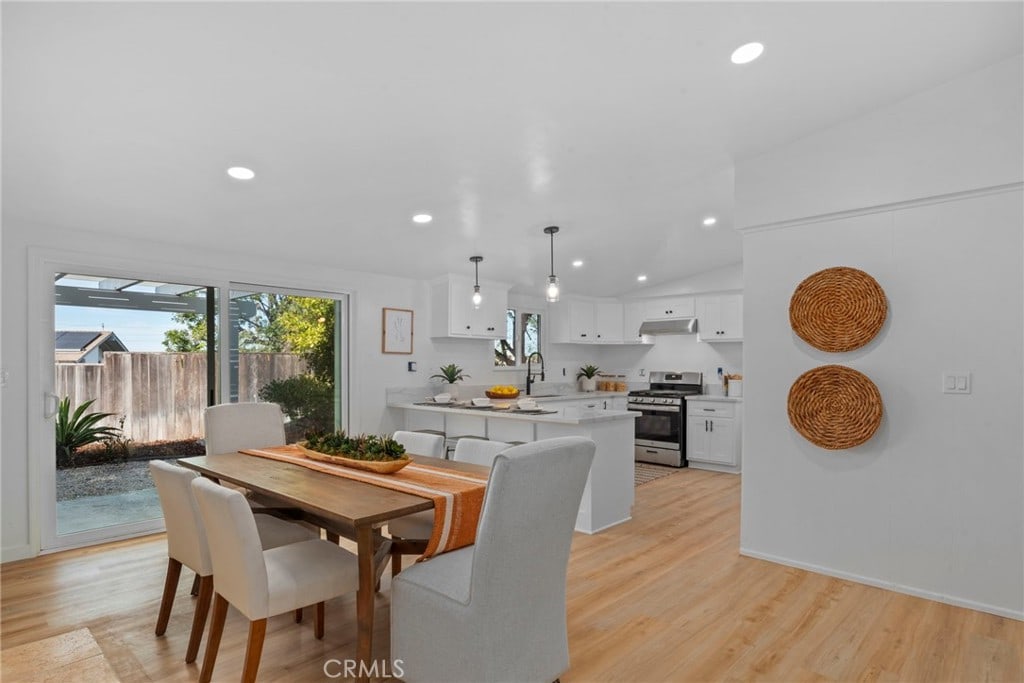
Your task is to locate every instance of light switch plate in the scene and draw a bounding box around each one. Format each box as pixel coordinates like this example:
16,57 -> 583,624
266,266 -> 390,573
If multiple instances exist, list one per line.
942,371 -> 971,394
407,362 -> 417,372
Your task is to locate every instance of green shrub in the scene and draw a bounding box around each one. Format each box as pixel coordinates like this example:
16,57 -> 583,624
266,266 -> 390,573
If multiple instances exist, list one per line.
55,397 -> 123,468
258,375 -> 334,437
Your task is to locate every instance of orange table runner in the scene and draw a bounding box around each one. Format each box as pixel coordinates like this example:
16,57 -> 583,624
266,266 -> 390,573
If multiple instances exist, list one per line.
240,445 -> 488,559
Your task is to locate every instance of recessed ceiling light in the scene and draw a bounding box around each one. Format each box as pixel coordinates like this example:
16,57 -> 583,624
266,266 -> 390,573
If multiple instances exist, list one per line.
226,166 -> 255,180
731,42 -> 764,65
412,214 -> 433,224
637,275 -> 647,282
702,216 -> 718,228
572,260 -> 584,268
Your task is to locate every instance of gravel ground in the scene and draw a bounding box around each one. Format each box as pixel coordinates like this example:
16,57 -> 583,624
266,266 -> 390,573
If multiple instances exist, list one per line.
56,459 -> 163,501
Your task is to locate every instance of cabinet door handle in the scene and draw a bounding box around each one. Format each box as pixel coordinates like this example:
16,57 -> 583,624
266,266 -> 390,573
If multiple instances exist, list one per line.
580,333 -> 587,337
703,408 -> 714,412
710,420 -> 714,432
705,420 -> 708,432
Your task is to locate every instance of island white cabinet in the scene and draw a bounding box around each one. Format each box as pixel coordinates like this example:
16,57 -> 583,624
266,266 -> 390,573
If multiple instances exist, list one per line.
643,296 -> 695,321
549,301 -> 624,344
697,294 -> 743,342
686,399 -> 741,471
431,275 -> 508,339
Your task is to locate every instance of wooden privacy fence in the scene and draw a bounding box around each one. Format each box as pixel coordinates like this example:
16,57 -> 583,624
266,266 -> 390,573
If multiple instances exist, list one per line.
56,352 -> 307,442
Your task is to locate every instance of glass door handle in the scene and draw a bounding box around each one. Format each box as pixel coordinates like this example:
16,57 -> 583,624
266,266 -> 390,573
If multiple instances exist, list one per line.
43,392 -> 59,419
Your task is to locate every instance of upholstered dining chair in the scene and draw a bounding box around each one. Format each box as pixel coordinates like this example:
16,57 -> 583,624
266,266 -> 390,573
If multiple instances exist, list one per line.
148,460 -> 316,664
203,402 -> 287,455
391,436 -> 595,683
190,477 -> 359,683
392,430 -> 445,458
388,438 -> 510,576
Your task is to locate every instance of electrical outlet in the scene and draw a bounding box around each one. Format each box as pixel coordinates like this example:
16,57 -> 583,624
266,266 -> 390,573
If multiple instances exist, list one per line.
407,362 -> 417,372
639,368 -> 646,376
942,371 -> 971,394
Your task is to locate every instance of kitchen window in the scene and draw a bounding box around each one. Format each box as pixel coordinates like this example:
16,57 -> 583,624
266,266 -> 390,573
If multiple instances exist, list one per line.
494,309 -> 541,367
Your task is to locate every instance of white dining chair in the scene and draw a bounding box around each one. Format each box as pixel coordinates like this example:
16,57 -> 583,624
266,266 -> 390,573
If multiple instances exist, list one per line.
391,437 -> 595,683
203,402 -> 287,455
190,477 -> 359,683
392,430 -> 445,458
387,439 -> 509,576
148,460 -> 317,664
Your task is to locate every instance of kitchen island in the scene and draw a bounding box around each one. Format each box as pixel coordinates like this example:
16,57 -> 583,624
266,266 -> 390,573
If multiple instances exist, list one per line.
389,400 -> 637,534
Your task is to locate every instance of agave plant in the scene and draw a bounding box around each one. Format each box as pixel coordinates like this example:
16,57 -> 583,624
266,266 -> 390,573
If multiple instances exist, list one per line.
576,364 -> 600,380
430,363 -> 470,384
54,397 -> 122,466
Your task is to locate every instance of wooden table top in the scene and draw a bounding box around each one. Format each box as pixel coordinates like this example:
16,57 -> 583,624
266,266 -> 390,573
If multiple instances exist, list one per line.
177,452 -> 488,529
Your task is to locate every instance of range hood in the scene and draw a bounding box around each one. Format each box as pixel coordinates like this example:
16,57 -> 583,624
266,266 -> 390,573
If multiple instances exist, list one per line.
638,318 -> 699,336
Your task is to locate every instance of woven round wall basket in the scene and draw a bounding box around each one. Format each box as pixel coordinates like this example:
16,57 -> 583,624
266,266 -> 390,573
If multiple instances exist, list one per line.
789,267 -> 887,352
787,365 -> 883,450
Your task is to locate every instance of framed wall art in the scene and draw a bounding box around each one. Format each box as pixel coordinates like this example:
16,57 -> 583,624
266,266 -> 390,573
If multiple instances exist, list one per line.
382,307 -> 414,354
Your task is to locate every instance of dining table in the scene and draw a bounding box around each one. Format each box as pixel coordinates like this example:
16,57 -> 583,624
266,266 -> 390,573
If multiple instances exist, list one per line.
177,451 -> 490,683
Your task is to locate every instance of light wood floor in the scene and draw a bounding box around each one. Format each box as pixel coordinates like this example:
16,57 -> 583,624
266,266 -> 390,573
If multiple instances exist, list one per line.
2,469 -> 1021,682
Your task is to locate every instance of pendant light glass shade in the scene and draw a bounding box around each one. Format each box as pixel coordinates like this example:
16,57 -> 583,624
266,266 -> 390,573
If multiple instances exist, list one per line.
546,275 -> 560,303
470,256 -> 484,309
543,226 -> 560,303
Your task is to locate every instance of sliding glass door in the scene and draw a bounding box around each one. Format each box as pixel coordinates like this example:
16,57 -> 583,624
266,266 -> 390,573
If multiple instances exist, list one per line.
46,273 -> 217,549
227,285 -> 348,440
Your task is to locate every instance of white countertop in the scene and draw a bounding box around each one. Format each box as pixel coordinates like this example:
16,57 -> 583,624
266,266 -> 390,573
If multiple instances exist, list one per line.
528,391 -> 627,402
685,395 -> 743,403
390,401 -> 638,425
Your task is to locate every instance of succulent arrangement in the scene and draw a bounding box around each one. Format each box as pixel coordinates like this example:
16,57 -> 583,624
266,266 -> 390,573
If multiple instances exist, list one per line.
302,430 -> 407,462
576,364 -> 600,380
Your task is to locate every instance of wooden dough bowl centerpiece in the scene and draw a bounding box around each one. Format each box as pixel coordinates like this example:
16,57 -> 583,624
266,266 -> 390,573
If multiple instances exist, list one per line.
298,431 -> 411,474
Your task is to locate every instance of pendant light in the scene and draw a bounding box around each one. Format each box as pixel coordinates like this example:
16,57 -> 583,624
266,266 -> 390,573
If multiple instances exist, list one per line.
544,225 -> 560,302
470,256 -> 484,309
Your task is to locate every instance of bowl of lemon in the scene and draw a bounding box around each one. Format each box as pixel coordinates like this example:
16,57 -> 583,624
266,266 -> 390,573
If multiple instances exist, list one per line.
485,385 -> 521,399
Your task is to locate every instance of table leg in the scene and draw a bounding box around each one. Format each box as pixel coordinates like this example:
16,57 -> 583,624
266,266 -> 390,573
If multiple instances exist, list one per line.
355,525 -> 375,683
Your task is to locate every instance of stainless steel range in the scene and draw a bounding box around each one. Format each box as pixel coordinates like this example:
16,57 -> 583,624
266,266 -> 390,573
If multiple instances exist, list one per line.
629,371 -> 703,467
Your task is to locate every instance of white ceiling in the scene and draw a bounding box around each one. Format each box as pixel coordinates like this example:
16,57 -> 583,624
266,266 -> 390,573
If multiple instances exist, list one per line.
4,2 -> 1021,297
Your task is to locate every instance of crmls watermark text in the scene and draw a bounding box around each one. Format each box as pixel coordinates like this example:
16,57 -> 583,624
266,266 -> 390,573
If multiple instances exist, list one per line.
323,658 -> 405,679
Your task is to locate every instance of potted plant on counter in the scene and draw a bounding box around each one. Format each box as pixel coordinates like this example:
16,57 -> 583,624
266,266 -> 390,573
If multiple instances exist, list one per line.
430,363 -> 470,400
577,364 -> 600,392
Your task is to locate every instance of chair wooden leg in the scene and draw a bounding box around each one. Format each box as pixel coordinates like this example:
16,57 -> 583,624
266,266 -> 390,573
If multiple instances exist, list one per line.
185,575 -> 213,663
190,573 -> 200,596
198,594 -> 228,683
295,608 -> 303,623
241,618 -> 268,683
391,551 -> 402,577
155,558 -> 182,636
315,602 -> 325,639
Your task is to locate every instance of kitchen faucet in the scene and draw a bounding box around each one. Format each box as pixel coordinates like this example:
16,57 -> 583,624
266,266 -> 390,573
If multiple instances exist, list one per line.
525,352 -> 545,395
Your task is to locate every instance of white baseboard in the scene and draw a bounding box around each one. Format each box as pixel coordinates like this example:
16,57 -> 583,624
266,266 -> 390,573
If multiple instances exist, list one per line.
1,544 -> 35,564
739,546 -> 1024,622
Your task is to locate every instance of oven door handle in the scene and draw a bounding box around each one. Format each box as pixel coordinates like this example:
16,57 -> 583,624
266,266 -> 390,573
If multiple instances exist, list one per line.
628,405 -> 681,413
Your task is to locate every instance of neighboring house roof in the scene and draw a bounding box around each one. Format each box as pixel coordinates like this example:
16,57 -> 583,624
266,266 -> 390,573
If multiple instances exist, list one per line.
55,330 -> 129,363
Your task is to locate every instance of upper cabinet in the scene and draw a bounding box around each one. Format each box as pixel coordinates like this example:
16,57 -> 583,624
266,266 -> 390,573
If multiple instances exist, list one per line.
430,275 -> 508,339
549,301 -> 625,344
622,301 -> 653,345
643,296 -> 696,321
593,303 -> 624,343
697,294 -> 743,342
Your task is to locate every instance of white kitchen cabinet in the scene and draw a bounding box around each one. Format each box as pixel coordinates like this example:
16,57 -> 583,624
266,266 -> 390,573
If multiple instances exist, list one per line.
697,294 -> 743,342
643,296 -> 695,321
549,301 -> 624,344
430,275 -> 508,339
593,303 -> 623,343
686,400 -> 741,470
622,301 -> 652,344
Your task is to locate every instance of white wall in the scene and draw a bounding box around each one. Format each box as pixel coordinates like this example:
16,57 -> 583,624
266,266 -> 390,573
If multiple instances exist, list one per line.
736,55 -> 1024,619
